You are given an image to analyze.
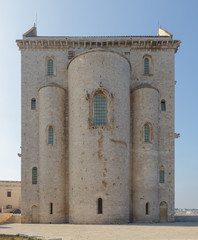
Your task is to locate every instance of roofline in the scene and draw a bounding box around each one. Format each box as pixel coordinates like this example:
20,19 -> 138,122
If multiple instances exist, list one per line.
16,37 -> 181,53
0,180 -> 21,183
20,35 -> 172,41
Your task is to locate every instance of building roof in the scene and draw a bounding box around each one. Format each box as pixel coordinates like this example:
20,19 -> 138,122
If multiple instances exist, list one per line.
16,26 -> 181,53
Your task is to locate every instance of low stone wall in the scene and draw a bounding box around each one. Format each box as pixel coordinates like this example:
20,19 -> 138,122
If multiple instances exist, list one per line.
0,213 -> 21,224
0,213 -> 13,224
175,215 -> 198,222
6,214 -> 21,223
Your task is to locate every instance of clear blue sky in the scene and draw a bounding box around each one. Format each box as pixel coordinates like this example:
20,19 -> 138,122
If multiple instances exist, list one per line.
0,0 -> 197,209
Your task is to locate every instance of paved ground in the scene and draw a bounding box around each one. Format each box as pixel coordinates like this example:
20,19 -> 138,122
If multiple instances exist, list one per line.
1,222 -> 198,240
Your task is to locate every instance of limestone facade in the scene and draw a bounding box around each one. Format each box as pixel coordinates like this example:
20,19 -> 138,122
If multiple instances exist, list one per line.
0,181 -> 21,213
16,26 -> 180,224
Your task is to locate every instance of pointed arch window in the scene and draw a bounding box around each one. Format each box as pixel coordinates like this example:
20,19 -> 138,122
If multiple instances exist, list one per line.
161,99 -> 166,111
48,126 -> 54,145
144,58 -> 150,74
32,167 -> 37,184
144,124 -> 151,142
31,98 -> 36,110
93,94 -> 107,126
98,198 -> 103,214
47,59 -> 54,75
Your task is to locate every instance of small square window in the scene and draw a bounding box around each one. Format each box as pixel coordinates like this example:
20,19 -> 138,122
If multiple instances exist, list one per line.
7,191 -> 11,197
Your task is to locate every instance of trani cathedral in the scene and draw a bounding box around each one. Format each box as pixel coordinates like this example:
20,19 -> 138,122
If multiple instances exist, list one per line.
16,26 -> 180,224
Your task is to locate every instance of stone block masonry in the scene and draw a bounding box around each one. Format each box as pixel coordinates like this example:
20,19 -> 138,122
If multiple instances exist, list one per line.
16,26 -> 180,223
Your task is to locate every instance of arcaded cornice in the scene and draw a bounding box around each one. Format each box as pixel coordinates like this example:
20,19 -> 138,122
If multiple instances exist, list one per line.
16,37 -> 181,53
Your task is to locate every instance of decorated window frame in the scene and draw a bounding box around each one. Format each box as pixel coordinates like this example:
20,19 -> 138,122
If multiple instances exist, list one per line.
88,86 -> 113,129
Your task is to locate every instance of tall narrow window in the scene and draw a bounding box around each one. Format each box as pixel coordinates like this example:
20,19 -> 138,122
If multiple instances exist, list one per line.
160,167 -> 165,183
98,198 -> 103,214
93,94 -> 107,126
144,58 -> 149,74
47,59 -> 54,75
48,126 -> 54,145
161,99 -> 166,111
31,98 -> 36,110
146,202 -> 149,215
32,167 -> 37,184
50,203 -> 53,214
144,124 -> 150,142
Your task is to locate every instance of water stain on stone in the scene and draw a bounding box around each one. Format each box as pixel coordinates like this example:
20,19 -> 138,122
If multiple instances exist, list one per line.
110,138 -> 127,147
102,180 -> 107,187
97,131 -> 104,160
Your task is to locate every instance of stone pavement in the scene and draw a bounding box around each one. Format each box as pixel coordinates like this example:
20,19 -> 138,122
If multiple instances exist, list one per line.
1,222 -> 198,240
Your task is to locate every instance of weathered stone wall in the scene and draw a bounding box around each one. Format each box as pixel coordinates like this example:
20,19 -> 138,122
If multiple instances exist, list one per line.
132,87 -> 159,222
68,51 -> 131,224
18,31 -> 179,224
20,49 -> 69,223
39,85 -> 66,223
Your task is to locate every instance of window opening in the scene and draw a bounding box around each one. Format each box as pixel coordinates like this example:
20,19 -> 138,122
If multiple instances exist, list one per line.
31,98 -> 36,110
93,94 -> 107,126
50,203 -> 53,214
161,100 -> 166,111
160,170 -> 165,183
32,167 -> 37,184
48,127 -> 54,145
47,59 -> 54,75
144,58 -> 149,74
7,191 -> 11,197
98,198 -> 103,214
146,202 -> 149,215
6,205 -> 12,209
144,124 -> 150,142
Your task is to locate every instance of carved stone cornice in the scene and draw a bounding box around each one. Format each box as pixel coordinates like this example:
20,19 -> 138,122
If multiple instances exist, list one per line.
16,37 -> 181,53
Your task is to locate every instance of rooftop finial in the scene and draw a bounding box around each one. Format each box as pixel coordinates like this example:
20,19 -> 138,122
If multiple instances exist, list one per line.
35,13 -> 38,29
158,27 -> 172,39
23,25 -> 37,38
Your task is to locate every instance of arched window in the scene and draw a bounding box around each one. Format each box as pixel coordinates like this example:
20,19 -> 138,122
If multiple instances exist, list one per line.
48,126 -> 54,145
31,98 -> 36,110
32,167 -> 37,184
47,59 -> 54,75
161,99 -> 166,111
98,198 -> 103,214
146,202 -> 149,215
159,166 -> 165,183
144,58 -> 150,74
144,124 -> 151,142
93,94 -> 107,126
